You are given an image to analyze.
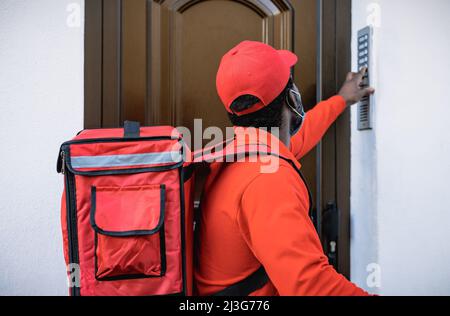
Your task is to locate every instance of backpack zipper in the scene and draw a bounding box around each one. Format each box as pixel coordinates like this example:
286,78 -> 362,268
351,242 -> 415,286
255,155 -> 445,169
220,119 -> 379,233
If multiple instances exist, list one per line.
60,151 -> 66,175
62,152 -> 80,296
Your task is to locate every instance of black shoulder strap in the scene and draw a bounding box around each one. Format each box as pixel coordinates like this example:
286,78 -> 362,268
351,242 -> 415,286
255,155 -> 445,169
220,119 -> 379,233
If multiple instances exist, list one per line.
185,140 -> 282,296
212,266 -> 269,296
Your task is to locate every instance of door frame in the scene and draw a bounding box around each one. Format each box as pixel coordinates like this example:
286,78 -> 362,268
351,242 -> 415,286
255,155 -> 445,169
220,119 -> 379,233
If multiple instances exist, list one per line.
316,0 -> 352,278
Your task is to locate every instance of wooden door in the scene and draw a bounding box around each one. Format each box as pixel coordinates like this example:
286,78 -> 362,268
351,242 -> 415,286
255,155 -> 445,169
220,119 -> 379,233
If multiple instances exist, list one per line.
84,0 -> 351,278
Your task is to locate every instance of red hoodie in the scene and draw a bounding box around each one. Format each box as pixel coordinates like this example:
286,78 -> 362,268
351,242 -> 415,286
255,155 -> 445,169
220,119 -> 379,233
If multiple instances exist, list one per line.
194,95 -> 369,296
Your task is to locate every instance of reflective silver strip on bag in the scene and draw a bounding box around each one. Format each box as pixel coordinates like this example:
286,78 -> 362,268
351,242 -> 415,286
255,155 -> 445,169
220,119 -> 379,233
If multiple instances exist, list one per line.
71,151 -> 183,169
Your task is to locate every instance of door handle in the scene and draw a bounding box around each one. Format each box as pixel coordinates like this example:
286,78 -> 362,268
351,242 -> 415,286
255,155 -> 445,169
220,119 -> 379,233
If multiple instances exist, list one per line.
322,202 -> 339,269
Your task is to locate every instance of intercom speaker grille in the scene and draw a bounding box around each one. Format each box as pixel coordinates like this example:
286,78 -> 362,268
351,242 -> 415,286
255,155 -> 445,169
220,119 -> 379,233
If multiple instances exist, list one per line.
357,26 -> 373,131
358,102 -> 370,129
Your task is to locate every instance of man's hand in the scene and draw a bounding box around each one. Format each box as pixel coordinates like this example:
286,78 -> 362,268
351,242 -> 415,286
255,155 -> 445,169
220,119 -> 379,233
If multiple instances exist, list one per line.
338,67 -> 375,107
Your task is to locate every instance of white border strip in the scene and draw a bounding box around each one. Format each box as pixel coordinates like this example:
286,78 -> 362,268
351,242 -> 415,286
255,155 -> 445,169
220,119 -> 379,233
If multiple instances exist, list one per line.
71,151 -> 183,169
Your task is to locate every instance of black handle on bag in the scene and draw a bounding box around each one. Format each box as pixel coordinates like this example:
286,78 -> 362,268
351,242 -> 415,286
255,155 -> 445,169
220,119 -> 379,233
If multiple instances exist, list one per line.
123,121 -> 140,138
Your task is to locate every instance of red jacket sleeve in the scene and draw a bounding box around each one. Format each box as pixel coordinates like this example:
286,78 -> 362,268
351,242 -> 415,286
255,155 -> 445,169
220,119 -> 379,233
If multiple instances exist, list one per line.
290,95 -> 347,160
237,165 -> 369,296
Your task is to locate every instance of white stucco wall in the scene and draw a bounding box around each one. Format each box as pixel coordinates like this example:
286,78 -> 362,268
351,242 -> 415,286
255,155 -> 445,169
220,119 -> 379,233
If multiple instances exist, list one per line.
351,0 -> 450,295
0,0 -> 84,295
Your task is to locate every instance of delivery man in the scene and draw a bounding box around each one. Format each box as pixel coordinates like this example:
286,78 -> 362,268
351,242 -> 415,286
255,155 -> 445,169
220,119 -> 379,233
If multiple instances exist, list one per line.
194,40 -> 375,296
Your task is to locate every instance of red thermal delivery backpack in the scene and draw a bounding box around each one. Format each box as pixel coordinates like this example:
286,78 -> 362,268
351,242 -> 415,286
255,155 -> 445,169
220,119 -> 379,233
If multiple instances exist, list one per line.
57,121 -> 297,296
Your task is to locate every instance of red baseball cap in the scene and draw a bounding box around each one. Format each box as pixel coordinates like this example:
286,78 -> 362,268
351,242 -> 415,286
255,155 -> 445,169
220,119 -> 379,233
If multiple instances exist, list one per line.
216,40 -> 298,116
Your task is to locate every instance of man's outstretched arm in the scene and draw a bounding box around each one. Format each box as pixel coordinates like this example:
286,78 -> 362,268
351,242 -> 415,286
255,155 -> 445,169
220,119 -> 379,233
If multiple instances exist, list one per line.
290,68 -> 375,160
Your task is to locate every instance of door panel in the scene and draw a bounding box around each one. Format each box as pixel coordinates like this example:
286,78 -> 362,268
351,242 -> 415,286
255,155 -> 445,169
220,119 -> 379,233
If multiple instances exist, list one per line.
150,0 -> 294,140
291,0 -> 318,216
122,0 -> 147,123
316,0 -> 352,277
176,0 -> 263,134
103,0 -> 121,127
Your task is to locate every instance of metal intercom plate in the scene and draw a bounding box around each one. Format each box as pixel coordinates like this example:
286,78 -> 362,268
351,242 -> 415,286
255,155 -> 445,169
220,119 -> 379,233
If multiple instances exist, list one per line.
357,26 -> 373,131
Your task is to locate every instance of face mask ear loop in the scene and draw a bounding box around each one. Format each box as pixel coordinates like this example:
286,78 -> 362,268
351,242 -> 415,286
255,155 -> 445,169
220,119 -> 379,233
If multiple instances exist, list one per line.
286,90 -> 304,118
286,89 -> 307,137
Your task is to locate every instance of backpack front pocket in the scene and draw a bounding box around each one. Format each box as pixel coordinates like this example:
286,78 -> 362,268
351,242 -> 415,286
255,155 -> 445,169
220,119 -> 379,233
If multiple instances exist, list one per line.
90,184 -> 166,281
